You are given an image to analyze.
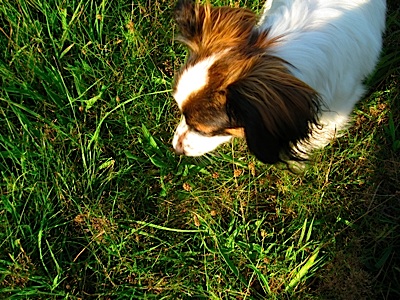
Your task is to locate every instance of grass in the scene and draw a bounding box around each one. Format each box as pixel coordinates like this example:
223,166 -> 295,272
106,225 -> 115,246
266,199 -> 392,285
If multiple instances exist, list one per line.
0,0 -> 399,299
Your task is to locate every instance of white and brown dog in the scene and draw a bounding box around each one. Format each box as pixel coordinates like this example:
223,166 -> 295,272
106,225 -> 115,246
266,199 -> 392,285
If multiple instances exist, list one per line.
171,0 -> 386,164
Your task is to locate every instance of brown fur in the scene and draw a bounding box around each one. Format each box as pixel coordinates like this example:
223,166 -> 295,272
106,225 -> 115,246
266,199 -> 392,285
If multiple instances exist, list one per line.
226,55 -> 320,163
175,1 -> 262,56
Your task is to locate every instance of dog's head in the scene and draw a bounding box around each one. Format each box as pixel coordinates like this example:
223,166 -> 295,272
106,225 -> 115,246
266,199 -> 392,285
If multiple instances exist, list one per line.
172,0 -> 320,164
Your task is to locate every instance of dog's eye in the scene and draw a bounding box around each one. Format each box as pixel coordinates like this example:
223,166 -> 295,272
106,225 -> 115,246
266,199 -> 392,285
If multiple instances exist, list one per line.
190,126 -> 215,137
190,125 -> 229,137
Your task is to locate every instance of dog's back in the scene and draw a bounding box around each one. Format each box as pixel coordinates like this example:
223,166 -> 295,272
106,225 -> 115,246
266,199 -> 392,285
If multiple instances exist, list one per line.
259,0 -> 386,144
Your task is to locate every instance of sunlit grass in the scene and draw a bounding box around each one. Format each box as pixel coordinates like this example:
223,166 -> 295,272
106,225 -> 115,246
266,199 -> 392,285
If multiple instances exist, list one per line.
1,0 -> 399,299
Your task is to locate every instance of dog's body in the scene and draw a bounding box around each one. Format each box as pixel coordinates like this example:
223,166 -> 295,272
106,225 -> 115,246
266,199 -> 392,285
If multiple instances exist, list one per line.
172,0 -> 386,164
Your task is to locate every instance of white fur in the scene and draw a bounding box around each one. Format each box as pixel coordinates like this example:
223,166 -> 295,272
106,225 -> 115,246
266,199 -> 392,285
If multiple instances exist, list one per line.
173,55 -> 217,109
173,0 -> 386,158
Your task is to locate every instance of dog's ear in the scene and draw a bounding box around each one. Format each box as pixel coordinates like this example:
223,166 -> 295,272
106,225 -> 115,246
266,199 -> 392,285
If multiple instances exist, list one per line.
174,1 -> 260,54
174,0 -> 205,45
226,56 -> 320,164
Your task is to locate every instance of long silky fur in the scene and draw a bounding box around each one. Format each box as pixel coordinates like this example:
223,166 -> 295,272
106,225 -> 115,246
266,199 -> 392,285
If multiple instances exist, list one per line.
226,54 -> 321,163
174,0 -> 259,56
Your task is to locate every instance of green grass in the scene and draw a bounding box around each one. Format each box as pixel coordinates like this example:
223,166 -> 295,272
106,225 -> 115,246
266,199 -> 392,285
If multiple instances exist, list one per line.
0,0 -> 399,299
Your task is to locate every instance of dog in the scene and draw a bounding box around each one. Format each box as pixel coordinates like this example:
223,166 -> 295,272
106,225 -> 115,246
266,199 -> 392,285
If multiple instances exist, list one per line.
171,0 -> 386,164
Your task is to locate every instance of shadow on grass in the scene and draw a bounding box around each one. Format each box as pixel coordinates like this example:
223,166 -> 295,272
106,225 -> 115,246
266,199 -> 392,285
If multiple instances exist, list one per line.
310,2 -> 400,297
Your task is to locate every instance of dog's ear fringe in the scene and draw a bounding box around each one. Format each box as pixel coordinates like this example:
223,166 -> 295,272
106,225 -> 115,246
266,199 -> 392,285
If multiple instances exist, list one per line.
173,1 -> 260,54
174,0 -> 196,31
226,55 -> 321,164
174,0 -> 206,50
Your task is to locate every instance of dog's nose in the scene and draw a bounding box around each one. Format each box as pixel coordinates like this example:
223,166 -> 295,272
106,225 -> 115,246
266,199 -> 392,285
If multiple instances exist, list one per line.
173,142 -> 185,155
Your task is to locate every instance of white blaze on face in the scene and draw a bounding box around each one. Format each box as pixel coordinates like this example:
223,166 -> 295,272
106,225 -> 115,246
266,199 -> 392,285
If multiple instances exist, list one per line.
173,55 -> 217,109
